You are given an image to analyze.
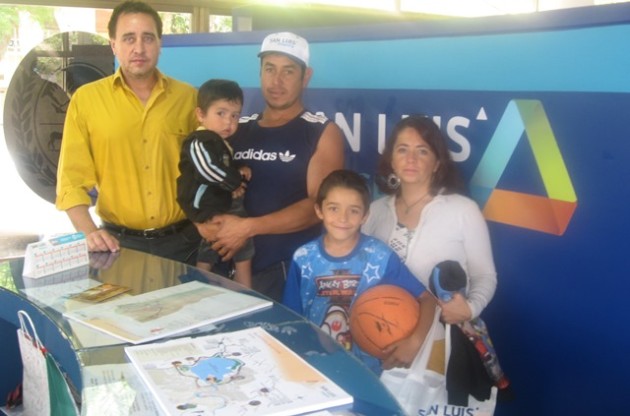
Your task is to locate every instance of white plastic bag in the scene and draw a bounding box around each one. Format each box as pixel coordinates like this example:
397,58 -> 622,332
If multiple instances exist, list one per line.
16,310 -> 79,416
17,310 -> 50,416
380,309 -> 497,416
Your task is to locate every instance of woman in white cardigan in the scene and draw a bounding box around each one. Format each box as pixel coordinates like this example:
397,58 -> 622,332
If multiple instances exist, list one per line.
362,115 -> 496,324
363,116 -> 507,412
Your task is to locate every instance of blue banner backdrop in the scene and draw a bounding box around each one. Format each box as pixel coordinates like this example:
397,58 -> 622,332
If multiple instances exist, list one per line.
161,4 -> 630,414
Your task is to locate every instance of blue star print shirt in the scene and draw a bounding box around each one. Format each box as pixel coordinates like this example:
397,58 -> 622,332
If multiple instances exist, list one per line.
282,233 -> 426,374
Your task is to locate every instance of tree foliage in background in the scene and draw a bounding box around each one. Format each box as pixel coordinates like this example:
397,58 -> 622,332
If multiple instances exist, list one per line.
0,262 -> 17,293
161,12 -> 191,34
0,6 -> 57,57
0,7 -> 21,53
23,6 -> 56,30
0,6 -> 228,63
210,15 -> 233,32
159,12 -> 232,34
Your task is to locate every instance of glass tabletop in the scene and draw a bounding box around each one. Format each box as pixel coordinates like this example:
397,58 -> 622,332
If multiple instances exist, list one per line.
0,248 -> 405,415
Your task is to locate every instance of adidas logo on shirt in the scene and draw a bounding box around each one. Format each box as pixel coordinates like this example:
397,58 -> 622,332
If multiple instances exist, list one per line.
278,150 -> 295,162
233,148 -> 296,163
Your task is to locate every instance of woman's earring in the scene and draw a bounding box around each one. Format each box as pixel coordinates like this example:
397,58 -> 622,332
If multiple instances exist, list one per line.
387,173 -> 400,190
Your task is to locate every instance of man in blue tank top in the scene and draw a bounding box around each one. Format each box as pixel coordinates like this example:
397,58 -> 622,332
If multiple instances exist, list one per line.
196,32 -> 345,301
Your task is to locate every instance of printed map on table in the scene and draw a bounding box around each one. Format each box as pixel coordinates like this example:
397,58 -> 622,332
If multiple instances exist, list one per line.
124,327 -> 353,416
63,281 -> 272,344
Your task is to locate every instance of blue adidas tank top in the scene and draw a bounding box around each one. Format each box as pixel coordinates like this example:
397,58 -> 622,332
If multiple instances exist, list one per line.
232,111 -> 329,273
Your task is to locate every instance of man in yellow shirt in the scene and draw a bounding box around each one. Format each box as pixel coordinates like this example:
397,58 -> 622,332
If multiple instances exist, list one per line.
56,1 -> 200,264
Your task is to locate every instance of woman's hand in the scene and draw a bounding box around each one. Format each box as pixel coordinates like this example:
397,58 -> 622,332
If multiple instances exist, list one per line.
381,292 -> 437,370
380,332 -> 423,370
438,293 -> 472,324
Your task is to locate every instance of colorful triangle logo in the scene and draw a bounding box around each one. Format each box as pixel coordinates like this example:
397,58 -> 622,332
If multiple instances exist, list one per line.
470,100 -> 577,236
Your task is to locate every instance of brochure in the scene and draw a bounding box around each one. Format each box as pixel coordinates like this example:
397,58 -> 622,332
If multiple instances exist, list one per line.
63,281 -> 272,344
125,327 -> 353,416
71,282 -> 131,302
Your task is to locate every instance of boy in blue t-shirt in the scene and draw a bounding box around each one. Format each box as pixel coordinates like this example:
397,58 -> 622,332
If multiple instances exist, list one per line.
282,169 -> 437,374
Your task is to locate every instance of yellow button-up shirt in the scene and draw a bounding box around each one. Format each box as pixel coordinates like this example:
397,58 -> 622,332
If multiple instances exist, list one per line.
56,68 -> 198,229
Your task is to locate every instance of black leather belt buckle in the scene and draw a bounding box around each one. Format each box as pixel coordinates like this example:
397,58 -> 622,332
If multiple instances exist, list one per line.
104,220 -> 189,239
142,228 -> 159,239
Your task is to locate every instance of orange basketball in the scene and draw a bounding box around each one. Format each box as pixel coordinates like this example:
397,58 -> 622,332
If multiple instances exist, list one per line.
350,284 -> 420,359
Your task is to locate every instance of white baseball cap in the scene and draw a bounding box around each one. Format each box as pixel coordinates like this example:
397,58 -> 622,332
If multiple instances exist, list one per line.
258,32 -> 309,67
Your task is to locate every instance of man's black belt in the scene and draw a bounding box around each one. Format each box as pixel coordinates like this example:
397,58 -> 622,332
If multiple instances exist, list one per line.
103,220 -> 190,239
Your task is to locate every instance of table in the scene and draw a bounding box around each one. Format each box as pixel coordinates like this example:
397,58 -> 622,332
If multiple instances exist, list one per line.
0,248 -> 405,415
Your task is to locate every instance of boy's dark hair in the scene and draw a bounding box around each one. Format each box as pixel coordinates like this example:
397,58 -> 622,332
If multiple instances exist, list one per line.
316,169 -> 371,211
108,1 -> 163,39
197,79 -> 244,111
